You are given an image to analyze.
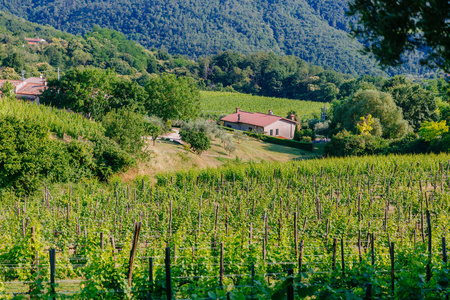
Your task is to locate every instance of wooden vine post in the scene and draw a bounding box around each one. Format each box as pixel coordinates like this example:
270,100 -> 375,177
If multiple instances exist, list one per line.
298,240 -> 304,280
147,257 -> 153,300
332,238 -> 337,270
49,248 -> 56,299
341,239 -> 345,278
220,242 -> 224,288
287,269 -> 294,300
294,212 -> 298,255
165,247 -> 172,300
128,222 -> 142,287
426,210 -> 432,282
389,242 -> 395,296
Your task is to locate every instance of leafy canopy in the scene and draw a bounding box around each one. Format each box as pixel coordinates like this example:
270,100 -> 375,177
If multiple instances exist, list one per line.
332,89 -> 411,139
348,0 -> 450,72
41,68 -> 146,120
145,74 -> 200,121
419,121 -> 449,142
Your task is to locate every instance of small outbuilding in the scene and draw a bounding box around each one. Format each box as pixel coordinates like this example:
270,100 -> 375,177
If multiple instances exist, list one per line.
0,76 -> 47,103
221,107 -> 297,139
25,38 -> 46,45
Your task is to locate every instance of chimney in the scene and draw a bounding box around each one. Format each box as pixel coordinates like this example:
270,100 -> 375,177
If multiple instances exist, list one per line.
40,73 -> 43,79
268,110 -> 273,115
236,107 -> 240,113
238,114 -> 241,122
290,114 -> 295,121
21,70 -> 25,81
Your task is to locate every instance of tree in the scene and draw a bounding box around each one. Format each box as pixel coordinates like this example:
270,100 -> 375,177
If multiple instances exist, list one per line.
348,0 -> 450,72
419,121 -> 449,142
102,108 -> 146,153
332,89 -> 411,139
44,46 -> 64,67
179,130 -> 211,155
41,68 -> 118,120
221,134 -> 237,155
145,74 -> 200,121
1,81 -> 15,100
2,53 -> 25,72
381,76 -> 438,131
146,123 -> 162,146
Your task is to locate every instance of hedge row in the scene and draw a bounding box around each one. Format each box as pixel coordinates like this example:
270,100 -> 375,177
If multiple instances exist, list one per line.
246,132 -> 313,152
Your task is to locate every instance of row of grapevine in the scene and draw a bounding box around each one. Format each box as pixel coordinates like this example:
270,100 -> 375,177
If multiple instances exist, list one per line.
199,91 -> 324,120
0,99 -> 104,139
1,153 -> 450,299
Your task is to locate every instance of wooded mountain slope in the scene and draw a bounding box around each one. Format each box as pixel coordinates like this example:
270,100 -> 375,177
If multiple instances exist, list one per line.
0,0 -> 431,76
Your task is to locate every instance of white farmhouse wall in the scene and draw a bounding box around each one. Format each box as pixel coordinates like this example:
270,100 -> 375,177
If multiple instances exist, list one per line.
263,119 -> 296,139
223,122 -> 264,133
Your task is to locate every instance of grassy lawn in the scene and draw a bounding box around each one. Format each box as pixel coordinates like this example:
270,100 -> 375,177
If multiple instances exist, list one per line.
119,133 -> 324,183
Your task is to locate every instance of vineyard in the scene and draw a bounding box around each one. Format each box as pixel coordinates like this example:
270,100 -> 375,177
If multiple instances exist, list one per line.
0,99 -> 104,139
2,153 -> 450,299
199,91 -> 324,121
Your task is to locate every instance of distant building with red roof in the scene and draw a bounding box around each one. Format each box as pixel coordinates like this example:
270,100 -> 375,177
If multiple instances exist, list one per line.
25,38 -> 46,45
0,76 -> 47,103
221,107 -> 297,139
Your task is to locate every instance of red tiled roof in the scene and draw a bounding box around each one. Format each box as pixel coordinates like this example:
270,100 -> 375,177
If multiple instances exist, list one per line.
17,83 -> 46,96
0,77 -> 46,97
0,80 -> 23,88
221,110 -> 296,127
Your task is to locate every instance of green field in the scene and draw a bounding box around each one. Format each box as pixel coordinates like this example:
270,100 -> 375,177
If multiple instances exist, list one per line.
200,91 -> 325,120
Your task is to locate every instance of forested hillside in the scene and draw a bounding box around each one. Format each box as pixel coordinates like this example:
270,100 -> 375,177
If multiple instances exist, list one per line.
0,0 -> 431,76
0,11 -> 363,103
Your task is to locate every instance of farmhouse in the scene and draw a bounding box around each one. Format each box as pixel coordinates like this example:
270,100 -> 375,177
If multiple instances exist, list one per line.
221,107 -> 297,139
25,38 -> 46,45
0,76 -> 47,103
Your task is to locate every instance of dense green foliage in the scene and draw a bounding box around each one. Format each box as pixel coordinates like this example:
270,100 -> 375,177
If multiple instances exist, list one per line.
41,68 -> 146,120
200,52 -> 351,101
1,154 -> 450,298
179,130 -> 211,155
321,75 -> 446,157
348,0 -> 450,72
0,98 -> 134,194
245,131 -> 313,152
332,89 -> 411,139
382,76 -> 438,131
0,11 -> 155,78
145,74 -> 200,121
325,130 -> 391,157
0,2 -> 432,76
102,109 -> 147,154
0,94 -> 104,140
41,68 -> 201,124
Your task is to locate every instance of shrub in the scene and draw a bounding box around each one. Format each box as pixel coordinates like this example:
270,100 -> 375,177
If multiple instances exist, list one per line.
91,136 -> 135,180
389,133 -> 429,154
429,132 -> 450,153
245,131 -> 312,152
179,130 -> 211,155
325,130 -> 389,157
102,108 -> 146,153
